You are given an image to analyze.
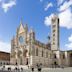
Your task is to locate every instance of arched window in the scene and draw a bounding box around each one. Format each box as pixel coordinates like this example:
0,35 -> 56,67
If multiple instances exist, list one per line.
36,48 -> 38,56
63,54 -> 65,59
46,52 -> 48,58
32,46 -> 35,56
54,61 -> 57,66
54,54 -> 56,59
42,50 -> 43,57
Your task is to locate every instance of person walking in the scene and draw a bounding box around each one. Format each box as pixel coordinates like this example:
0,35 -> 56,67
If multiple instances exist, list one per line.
37,64 -> 42,72
31,66 -> 34,72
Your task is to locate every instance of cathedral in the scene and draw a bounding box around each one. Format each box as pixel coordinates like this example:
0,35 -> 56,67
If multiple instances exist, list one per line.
10,14 -> 72,67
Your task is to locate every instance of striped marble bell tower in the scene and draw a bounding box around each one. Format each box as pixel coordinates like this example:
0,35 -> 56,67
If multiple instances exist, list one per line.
51,14 -> 59,51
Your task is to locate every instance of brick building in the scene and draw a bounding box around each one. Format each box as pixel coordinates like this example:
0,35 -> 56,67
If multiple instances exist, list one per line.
0,51 -> 10,66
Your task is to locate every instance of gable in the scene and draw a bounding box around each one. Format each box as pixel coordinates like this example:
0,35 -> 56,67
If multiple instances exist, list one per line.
18,22 -> 25,34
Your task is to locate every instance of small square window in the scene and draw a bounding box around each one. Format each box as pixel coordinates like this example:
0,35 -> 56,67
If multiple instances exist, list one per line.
53,30 -> 56,32
53,25 -> 56,28
53,34 -> 55,36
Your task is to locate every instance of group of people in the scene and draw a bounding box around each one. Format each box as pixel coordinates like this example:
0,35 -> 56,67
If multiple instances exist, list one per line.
31,63 -> 42,72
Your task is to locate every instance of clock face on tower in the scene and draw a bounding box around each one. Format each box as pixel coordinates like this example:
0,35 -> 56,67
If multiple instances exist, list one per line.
19,36 -> 24,44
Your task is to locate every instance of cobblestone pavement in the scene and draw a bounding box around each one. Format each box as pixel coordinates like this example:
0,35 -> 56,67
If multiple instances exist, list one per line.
0,67 -> 72,72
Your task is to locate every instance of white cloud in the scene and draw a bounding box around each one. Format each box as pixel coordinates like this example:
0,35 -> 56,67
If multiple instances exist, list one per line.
59,0 -> 72,29
57,0 -> 64,6
44,14 -> 55,26
0,40 -> 11,53
0,0 -> 16,13
65,43 -> 72,49
65,34 -> 72,50
0,0 -> 1,1
40,0 -> 43,2
44,0 -> 72,29
59,8 -> 72,29
44,16 -> 51,26
68,34 -> 72,42
44,2 -> 53,11
59,0 -> 72,11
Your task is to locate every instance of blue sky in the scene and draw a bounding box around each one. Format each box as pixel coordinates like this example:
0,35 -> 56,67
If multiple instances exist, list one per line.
0,0 -> 72,52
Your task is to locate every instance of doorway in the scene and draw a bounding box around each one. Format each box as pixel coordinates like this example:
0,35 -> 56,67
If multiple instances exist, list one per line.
54,61 -> 58,68
26,58 -> 28,65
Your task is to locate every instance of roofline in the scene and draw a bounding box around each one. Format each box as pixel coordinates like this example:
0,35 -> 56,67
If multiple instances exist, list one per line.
0,51 -> 10,54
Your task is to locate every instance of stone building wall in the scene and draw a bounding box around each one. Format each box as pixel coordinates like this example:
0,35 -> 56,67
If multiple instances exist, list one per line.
10,19 -> 72,68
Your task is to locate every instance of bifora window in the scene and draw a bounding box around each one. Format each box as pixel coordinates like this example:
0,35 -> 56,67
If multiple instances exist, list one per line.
53,34 -> 55,36
42,50 -> 43,57
46,52 -> 48,58
36,48 -> 38,56
53,29 -> 56,32
54,54 -> 56,59
63,54 -> 65,59
53,25 -> 56,28
32,46 -> 35,56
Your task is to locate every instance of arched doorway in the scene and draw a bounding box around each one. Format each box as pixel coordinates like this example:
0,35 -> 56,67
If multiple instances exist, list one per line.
23,49 -> 28,65
23,49 -> 28,57
54,61 -> 58,68
26,58 -> 28,65
70,53 -> 72,66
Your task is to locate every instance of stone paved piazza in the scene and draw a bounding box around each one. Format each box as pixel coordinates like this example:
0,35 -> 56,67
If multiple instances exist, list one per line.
0,67 -> 72,72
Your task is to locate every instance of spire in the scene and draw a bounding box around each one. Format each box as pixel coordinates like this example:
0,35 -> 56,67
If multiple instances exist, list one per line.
24,23 -> 28,29
30,27 -> 34,33
30,27 -> 35,40
19,19 -> 24,29
20,18 -> 23,26
18,19 -> 24,34
24,24 -> 27,28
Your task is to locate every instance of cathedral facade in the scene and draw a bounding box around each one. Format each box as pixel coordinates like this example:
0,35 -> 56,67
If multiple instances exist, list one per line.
10,14 -> 72,67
